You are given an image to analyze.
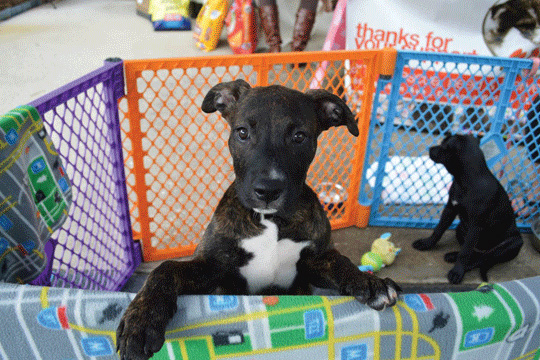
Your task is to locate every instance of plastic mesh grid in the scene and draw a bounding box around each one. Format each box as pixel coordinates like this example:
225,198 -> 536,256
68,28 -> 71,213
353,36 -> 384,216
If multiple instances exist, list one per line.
29,61 -> 139,290
267,61 -> 365,222
122,51 -> 381,261
361,51 -> 539,231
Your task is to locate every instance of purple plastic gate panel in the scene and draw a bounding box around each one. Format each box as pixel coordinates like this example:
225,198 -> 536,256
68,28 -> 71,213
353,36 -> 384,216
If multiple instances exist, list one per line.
29,59 -> 141,291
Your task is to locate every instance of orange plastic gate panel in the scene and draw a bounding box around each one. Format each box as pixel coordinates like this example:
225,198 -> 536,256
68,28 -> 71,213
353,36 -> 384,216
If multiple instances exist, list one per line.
120,50 -> 385,261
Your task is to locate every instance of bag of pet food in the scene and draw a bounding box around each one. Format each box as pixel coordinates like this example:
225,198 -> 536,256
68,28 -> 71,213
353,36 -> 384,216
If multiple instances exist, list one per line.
225,0 -> 258,54
193,0 -> 230,51
148,0 -> 191,31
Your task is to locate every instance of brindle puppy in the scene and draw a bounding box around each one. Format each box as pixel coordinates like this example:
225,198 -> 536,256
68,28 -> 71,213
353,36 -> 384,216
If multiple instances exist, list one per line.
117,80 -> 401,360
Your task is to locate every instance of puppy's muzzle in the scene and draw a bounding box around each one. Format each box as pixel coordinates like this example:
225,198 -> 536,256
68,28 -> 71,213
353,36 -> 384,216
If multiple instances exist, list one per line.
252,178 -> 285,204
429,146 -> 441,162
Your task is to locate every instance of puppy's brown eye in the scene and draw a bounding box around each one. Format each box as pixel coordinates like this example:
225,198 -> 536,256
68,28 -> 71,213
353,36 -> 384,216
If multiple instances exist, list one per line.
293,131 -> 306,144
236,127 -> 249,141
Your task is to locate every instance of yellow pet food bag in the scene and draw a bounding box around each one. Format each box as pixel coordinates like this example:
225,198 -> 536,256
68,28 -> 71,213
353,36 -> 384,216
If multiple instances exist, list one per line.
193,0 -> 230,51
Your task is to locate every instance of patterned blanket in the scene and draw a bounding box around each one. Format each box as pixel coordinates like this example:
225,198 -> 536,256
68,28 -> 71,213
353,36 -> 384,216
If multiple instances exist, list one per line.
0,106 -> 71,283
0,277 -> 539,359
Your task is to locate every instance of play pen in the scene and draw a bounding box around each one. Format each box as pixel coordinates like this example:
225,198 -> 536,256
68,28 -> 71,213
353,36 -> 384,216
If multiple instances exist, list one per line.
22,48 -> 539,291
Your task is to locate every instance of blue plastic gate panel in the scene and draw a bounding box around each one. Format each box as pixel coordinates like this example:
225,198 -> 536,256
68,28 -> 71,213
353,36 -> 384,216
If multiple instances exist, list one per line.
360,51 -> 540,231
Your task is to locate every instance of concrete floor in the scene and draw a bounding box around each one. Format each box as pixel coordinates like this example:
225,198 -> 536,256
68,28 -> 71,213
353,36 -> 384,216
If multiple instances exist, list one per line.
331,226 -> 540,291
124,225 -> 540,294
0,0 -> 334,114
2,0 -> 539,293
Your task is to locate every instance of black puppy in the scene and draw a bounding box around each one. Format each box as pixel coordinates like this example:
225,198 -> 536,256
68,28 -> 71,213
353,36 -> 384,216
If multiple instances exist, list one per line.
116,80 -> 400,360
413,134 -> 523,284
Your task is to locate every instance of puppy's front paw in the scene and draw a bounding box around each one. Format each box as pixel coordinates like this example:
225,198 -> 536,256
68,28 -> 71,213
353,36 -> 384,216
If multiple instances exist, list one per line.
447,263 -> 465,284
343,274 -> 401,311
116,296 -> 176,360
412,238 -> 436,251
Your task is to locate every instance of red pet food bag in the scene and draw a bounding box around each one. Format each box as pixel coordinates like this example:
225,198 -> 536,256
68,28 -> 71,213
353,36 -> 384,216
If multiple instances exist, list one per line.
225,0 -> 258,54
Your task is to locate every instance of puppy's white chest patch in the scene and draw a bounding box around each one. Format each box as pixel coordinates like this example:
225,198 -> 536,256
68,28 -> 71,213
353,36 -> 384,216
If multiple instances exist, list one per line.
239,219 -> 309,294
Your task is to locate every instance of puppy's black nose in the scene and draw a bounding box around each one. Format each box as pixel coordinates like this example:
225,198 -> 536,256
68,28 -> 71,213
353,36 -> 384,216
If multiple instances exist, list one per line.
253,180 -> 284,203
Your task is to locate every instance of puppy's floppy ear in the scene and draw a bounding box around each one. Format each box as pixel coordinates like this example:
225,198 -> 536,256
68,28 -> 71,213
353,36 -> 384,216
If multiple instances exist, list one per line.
306,89 -> 359,137
201,79 -> 251,118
